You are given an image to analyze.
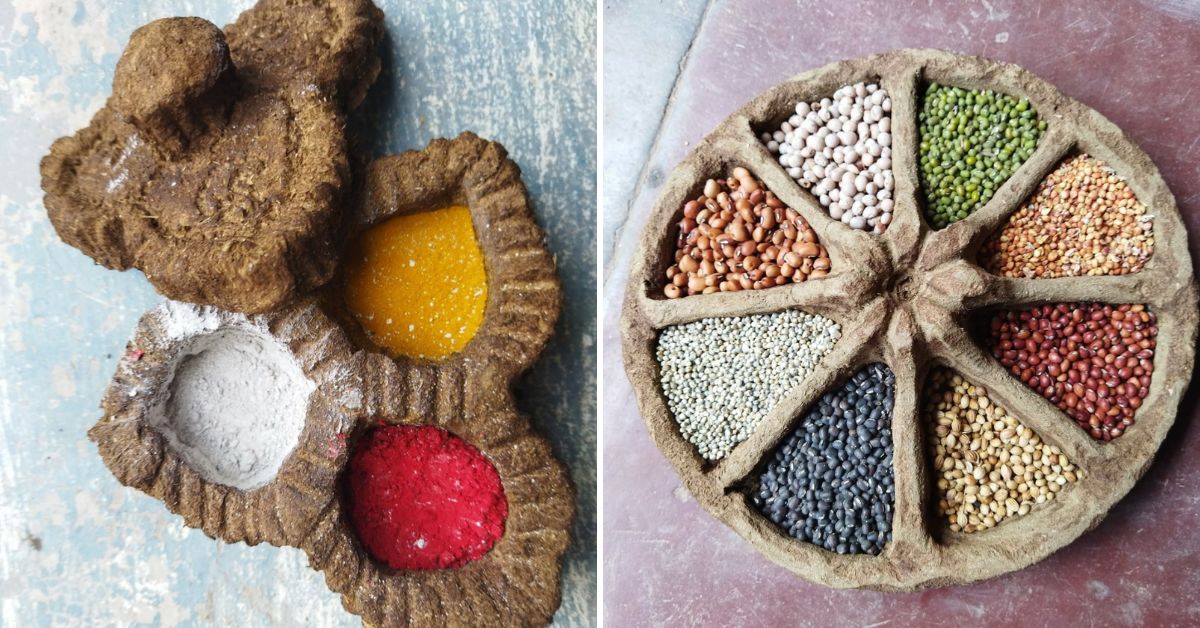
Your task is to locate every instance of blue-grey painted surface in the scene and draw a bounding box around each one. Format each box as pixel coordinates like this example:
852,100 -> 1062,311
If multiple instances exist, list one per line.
0,1 -> 596,625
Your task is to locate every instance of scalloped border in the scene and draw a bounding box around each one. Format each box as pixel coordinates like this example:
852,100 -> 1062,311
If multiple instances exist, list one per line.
89,298 -> 359,547
300,352 -> 574,626
324,131 -> 562,386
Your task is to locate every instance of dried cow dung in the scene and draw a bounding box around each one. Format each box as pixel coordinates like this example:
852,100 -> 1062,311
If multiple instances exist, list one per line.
620,48 -> 1198,590
88,298 -> 360,548
40,0 -> 384,314
309,133 -> 571,627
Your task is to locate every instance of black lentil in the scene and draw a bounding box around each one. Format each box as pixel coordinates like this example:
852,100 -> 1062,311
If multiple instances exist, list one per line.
752,363 -> 895,555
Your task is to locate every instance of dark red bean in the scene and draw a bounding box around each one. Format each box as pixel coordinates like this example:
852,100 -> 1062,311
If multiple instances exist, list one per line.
986,302 -> 1157,442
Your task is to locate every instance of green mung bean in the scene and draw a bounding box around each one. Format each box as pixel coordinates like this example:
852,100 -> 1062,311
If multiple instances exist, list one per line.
918,83 -> 1046,229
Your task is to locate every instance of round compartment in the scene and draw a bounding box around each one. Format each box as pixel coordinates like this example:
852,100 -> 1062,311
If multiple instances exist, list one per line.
91,134 -> 574,626
299,135 -> 572,625
299,352 -> 573,627
147,324 -> 314,490
89,298 -> 359,547
324,132 -> 560,383
620,49 -> 1198,589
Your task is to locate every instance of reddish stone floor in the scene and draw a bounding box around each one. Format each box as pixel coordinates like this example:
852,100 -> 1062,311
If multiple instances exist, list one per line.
603,1 -> 1200,624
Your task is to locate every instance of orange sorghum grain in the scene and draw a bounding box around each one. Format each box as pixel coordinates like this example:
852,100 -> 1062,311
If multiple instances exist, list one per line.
980,154 -> 1153,278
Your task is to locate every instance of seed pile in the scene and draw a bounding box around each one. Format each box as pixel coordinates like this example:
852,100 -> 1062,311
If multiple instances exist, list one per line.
664,168 -> 829,298
762,83 -> 895,233
924,368 -> 1082,534
752,364 -> 895,555
981,154 -> 1154,278
657,310 -> 840,460
918,83 -> 1046,229
987,303 -> 1157,441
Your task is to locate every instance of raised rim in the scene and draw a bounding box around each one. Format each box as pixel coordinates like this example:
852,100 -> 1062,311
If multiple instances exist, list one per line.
89,297 -> 360,548
92,133 -> 574,625
300,351 -> 574,626
620,48 -> 1198,590
309,135 -> 573,624
323,131 -> 562,385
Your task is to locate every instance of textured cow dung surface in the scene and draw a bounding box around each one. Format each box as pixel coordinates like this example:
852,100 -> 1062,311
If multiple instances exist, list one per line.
621,48 -> 1198,590
89,299 -> 360,549
40,0 -> 383,314
91,133 -> 572,626
311,132 -> 571,626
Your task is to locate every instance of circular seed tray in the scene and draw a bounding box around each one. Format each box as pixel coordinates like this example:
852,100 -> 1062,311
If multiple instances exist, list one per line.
620,49 -> 1198,589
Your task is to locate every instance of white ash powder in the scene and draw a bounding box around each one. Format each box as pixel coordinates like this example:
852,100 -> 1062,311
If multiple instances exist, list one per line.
147,303 -> 314,490
656,310 -> 840,461
157,300 -> 224,340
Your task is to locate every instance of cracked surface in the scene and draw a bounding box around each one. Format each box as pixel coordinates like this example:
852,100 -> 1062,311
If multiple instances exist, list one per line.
621,49 -> 1198,589
39,0 -> 383,314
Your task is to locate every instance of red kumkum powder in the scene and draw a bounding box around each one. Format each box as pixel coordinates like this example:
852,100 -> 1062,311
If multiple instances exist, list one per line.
344,425 -> 508,570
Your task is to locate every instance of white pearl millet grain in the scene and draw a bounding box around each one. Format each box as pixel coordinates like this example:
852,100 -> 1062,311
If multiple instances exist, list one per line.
656,309 -> 841,461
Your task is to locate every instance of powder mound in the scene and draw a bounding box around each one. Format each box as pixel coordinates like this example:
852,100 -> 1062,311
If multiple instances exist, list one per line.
342,206 -> 488,360
39,0 -> 384,314
148,324 -> 314,490
344,425 -> 508,571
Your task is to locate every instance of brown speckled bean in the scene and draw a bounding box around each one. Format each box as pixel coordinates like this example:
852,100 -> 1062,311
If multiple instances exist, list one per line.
663,169 -> 830,298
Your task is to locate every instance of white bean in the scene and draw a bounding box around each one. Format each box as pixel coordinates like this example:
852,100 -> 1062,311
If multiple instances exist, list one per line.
763,83 -> 893,232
